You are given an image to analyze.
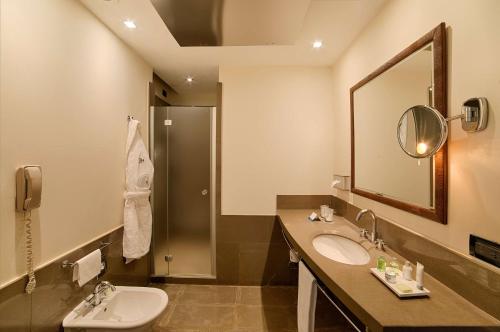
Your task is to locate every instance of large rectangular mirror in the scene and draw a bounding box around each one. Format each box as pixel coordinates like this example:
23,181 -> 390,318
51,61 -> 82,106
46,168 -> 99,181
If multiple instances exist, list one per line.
350,23 -> 447,224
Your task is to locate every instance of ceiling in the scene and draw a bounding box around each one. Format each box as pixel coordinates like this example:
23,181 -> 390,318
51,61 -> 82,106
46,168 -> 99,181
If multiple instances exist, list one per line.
150,0 -> 312,47
81,0 -> 387,95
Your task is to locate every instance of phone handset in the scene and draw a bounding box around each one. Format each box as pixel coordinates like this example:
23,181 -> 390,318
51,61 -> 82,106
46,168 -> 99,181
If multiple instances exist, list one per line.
16,166 -> 42,294
16,166 -> 42,212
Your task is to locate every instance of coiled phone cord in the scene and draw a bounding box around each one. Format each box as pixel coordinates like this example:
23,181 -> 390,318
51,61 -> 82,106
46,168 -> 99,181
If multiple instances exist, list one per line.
24,211 -> 36,294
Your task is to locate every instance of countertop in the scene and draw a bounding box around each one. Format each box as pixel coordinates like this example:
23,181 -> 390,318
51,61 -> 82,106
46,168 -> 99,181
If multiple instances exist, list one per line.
278,209 -> 500,332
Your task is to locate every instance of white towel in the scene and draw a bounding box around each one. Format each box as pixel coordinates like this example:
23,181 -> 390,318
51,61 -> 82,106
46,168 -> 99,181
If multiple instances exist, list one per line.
290,249 -> 299,263
123,191 -> 152,262
72,249 -> 102,287
298,261 -> 317,332
123,119 -> 154,262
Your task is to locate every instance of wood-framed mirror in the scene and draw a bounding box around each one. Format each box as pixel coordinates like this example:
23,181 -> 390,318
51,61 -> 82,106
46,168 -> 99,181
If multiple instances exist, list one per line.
350,23 -> 447,224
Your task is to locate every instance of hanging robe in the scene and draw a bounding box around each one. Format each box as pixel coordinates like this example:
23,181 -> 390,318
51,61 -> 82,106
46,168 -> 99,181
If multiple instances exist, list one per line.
123,119 -> 154,262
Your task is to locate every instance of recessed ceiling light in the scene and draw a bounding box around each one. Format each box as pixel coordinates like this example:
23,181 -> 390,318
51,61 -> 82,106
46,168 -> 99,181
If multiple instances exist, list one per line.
123,20 -> 136,29
186,76 -> 194,83
312,40 -> 323,49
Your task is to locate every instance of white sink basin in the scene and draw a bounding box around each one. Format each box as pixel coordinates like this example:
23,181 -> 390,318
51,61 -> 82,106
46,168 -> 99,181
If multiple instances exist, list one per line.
312,234 -> 370,265
63,286 -> 168,332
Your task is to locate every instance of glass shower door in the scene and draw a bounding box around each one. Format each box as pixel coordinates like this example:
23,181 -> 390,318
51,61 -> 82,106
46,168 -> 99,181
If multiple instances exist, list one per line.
151,106 -> 215,278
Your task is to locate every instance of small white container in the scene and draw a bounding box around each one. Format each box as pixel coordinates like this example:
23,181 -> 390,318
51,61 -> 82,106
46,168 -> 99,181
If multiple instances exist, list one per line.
402,261 -> 413,281
416,262 -> 424,290
325,208 -> 335,222
320,205 -> 329,218
385,269 -> 397,283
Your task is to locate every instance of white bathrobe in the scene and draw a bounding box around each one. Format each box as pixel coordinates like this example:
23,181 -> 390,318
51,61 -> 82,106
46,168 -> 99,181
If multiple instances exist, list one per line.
123,119 -> 154,262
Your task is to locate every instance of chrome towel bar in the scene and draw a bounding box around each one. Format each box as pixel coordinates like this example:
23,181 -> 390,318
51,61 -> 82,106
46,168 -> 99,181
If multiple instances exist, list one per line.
281,228 -> 300,260
61,241 -> 112,268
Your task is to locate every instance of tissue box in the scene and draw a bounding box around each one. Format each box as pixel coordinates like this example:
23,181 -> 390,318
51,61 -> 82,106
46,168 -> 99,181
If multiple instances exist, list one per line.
332,175 -> 350,190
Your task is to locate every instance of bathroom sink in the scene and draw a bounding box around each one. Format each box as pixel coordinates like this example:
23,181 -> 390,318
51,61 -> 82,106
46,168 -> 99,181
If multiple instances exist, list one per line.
63,286 -> 168,332
312,234 -> 370,265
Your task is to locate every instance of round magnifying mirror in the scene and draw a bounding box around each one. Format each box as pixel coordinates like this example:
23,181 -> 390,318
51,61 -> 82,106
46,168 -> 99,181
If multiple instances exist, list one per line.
397,105 -> 448,158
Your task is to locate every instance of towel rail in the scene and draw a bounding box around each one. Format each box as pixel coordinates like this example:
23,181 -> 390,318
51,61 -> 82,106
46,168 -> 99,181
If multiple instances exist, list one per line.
281,228 -> 300,260
61,241 -> 112,268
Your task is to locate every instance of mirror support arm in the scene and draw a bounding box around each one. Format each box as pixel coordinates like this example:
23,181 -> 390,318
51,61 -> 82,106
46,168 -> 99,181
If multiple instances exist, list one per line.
445,97 -> 488,133
446,114 -> 463,122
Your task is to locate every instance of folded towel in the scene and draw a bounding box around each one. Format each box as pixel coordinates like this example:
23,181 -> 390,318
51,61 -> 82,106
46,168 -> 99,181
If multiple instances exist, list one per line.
72,249 -> 101,287
298,261 -> 317,332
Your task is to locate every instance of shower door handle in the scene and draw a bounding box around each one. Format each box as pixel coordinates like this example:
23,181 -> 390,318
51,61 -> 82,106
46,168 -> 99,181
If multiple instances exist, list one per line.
201,189 -> 208,196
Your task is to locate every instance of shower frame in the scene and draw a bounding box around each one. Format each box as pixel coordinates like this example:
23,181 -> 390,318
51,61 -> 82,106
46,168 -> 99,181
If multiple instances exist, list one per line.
148,106 -> 217,279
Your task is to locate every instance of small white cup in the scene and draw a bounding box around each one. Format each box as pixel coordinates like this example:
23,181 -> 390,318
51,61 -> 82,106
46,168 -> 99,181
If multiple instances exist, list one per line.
320,205 -> 329,218
325,208 -> 335,222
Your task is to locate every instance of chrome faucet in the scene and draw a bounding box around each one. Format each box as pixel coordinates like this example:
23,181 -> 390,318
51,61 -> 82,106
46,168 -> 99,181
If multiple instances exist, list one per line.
355,209 -> 377,243
85,281 -> 116,307
94,281 -> 116,295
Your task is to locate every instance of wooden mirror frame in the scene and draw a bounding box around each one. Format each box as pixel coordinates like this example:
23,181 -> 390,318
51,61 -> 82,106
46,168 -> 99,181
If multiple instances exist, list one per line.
350,23 -> 448,224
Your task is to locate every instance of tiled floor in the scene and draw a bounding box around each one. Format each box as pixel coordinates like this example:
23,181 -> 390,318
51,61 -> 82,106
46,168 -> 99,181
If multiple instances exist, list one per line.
151,284 -> 356,332
153,235 -> 212,276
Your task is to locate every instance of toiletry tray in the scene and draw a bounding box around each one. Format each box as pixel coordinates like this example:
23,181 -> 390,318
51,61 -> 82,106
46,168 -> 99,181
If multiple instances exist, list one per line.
370,268 -> 430,298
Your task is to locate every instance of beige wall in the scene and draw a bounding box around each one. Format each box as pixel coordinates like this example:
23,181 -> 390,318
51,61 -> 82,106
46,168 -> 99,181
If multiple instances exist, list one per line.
331,0 -> 500,254
0,0 -> 152,286
220,66 -> 334,215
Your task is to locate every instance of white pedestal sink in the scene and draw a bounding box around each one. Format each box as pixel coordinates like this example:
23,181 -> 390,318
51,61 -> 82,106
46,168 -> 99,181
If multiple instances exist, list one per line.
312,234 -> 370,265
63,286 -> 168,332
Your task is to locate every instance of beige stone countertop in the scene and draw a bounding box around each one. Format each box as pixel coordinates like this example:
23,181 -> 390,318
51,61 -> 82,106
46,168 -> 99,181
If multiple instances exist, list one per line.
277,209 -> 500,332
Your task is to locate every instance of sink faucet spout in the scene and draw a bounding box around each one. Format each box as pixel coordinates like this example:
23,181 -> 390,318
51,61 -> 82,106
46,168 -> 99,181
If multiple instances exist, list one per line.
355,209 -> 377,243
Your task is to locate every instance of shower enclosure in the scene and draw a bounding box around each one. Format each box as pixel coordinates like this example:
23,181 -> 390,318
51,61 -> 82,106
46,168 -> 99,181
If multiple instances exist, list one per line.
150,106 -> 216,278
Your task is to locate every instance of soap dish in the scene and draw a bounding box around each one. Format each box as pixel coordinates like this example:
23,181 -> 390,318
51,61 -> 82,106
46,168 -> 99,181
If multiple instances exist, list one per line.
370,268 -> 430,298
